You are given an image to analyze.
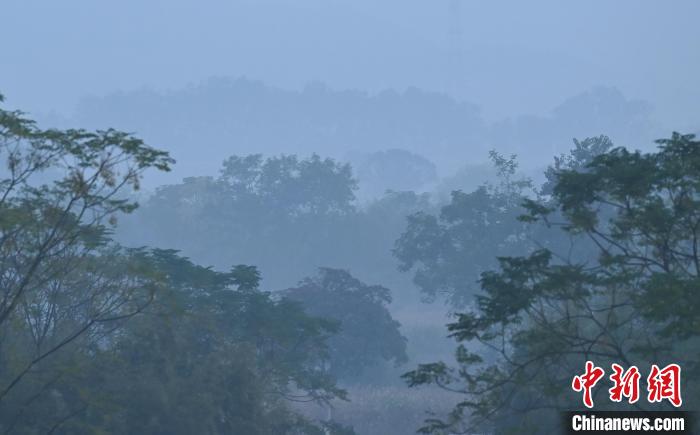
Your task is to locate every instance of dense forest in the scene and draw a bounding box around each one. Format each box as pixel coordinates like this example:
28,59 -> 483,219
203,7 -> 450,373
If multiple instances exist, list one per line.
1,88 -> 697,434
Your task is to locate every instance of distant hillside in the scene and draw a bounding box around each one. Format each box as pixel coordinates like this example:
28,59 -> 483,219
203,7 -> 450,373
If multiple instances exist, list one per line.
65,78 -> 661,187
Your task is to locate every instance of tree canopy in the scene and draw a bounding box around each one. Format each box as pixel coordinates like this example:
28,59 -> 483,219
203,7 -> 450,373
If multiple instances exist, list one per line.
0,92 -> 173,430
0,95 -> 355,434
394,151 -> 535,307
402,133 -> 700,434
284,268 -> 408,380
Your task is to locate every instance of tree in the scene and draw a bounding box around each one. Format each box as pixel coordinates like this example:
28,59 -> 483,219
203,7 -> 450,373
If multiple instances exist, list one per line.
284,268 -> 408,380
541,135 -> 614,194
394,151 -> 534,307
121,153 -> 359,289
403,133 -> 700,434
4,249 -> 351,434
219,153 -> 357,217
0,92 -> 172,428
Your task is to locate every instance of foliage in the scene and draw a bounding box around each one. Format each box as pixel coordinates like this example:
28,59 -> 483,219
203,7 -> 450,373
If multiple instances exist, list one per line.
3,249 -> 349,434
89,250 -> 347,435
394,152 -> 534,307
119,153 -> 434,297
121,154 -> 359,289
284,268 -> 408,380
0,95 -> 352,434
0,93 -> 172,429
541,135 -> 614,194
402,133 -> 700,434
219,153 -> 357,217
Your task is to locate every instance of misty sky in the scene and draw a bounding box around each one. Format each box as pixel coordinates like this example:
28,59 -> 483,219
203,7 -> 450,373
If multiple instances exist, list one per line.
2,0 -> 698,130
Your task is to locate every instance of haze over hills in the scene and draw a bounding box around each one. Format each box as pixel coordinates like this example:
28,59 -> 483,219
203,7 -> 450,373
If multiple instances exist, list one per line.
4,0 -> 695,192
49,79 -> 662,189
3,0 -> 698,128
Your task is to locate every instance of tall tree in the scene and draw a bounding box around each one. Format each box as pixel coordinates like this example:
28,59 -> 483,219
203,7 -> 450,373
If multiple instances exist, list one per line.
394,151 -> 534,307
403,133 -> 700,434
0,92 -> 172,427
3,249 -> 351,434
121,153 -> 359,289
284,268 -> 408,380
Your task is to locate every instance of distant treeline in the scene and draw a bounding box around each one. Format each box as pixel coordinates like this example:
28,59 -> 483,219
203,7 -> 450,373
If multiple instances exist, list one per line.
53,78 -> 660,184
